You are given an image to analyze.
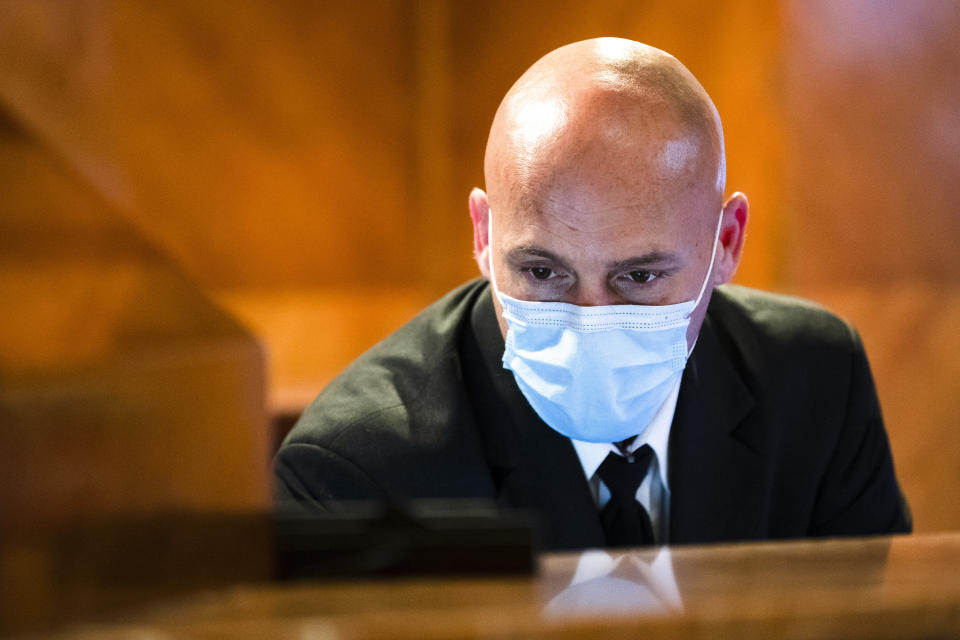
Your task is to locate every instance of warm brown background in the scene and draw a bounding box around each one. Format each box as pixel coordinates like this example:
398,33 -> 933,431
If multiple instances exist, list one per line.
1,0 -> 958,531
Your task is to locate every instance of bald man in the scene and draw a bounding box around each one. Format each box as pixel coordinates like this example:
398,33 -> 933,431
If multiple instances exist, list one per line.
274,38 -> 910,550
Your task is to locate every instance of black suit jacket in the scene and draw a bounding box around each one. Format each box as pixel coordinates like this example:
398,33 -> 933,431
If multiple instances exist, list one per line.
274,280 -> 910,550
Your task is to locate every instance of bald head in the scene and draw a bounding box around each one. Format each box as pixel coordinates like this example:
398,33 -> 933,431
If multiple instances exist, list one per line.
470,37 -> 747,344
484,38 -> 725,222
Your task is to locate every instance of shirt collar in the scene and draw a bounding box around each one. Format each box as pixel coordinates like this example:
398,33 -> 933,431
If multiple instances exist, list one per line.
570,374 -> 682,492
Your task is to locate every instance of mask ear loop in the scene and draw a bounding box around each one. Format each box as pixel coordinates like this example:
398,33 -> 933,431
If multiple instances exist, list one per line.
487,210 -> 502,294
689,210 -> 725,312
685,210 -> 725,356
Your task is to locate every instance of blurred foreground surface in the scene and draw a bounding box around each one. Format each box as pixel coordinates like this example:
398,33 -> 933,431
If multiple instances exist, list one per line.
4,525 -> 959,640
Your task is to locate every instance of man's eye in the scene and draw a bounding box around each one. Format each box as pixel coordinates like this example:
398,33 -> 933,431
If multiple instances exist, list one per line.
528,267 -> 555,280
627,270 -> 657,284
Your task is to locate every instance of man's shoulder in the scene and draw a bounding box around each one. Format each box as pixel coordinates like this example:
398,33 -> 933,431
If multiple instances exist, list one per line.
710,284 -> 857,351
706,284 -> 864,386
275,279 -> 497,501
281,279 -> 489,450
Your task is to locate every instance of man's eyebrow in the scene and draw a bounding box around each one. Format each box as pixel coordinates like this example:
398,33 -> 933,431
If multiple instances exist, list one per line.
504,245 -> 679,272
506,245 -> 566,262
607,252 -> 680,271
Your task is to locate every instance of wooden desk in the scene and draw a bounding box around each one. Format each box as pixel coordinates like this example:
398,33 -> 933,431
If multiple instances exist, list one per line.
21,531 -> 960,639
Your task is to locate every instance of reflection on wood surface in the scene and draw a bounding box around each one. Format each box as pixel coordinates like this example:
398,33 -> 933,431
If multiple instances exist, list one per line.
10,531 -> 959,639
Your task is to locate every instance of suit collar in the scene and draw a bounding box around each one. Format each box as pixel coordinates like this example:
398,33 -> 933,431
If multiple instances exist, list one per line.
668,307 -> 764,544
688,310 -> 756,438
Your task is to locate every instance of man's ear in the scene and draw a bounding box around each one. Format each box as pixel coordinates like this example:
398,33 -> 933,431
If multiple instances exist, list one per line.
714,192 -> 748,284
468,187 -> 492,279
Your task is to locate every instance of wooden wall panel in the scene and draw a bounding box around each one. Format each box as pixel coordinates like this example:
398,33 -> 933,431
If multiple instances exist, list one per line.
216,287 -> 435,416
783,1 -> 960,287
0,0 -> 783,295
0,110 -> 269,525
782,1 -> 960,532
0,0 -> 419,289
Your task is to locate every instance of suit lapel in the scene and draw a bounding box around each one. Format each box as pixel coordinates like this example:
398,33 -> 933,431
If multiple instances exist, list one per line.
668,312 -> 765,544
463,287 -> 605,551
495,406 -> 608,551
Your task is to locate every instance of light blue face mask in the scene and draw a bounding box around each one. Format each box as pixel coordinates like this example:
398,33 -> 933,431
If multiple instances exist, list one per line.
488,210 -> 723,444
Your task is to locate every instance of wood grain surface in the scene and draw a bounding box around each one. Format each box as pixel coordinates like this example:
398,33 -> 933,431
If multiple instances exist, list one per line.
14,531 -> 960,640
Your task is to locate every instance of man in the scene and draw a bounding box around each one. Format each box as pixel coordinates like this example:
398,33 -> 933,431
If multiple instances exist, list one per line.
274,38 -> 910,550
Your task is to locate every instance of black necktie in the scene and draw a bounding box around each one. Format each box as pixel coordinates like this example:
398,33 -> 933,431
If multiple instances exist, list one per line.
596,444 -> 655,547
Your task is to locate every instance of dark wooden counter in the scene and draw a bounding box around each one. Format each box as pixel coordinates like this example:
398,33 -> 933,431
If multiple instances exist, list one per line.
21,531 -> 960,639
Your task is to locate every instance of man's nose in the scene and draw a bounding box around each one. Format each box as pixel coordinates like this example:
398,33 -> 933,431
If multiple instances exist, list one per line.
567,280 -> 620,307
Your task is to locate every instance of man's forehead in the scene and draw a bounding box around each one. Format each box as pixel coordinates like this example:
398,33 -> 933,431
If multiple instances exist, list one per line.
499,200 -> 697,261
506,178 -> 712,237
494,108 -> 719,233
514,197 -> 669,233
504,105 -> 710,191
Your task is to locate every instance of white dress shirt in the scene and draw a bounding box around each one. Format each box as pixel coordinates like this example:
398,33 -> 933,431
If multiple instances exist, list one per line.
569,376 -> 682,545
